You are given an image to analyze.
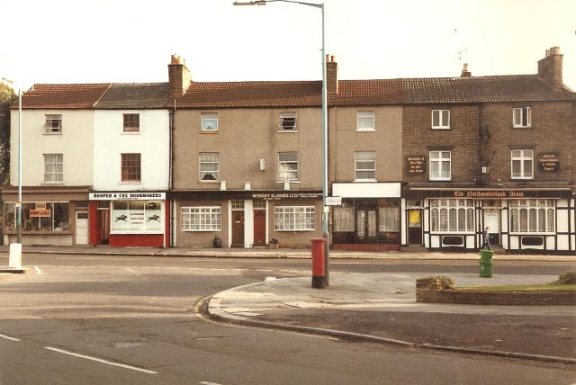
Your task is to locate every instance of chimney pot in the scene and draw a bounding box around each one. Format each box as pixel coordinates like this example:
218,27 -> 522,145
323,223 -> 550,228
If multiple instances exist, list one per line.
538,46 -> 563,89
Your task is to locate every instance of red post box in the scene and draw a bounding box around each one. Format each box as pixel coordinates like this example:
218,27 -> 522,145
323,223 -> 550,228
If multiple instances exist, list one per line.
311,238 -> 326,288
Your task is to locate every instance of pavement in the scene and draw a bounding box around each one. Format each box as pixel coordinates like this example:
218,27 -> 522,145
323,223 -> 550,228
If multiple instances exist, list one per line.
1,245 -> 576,364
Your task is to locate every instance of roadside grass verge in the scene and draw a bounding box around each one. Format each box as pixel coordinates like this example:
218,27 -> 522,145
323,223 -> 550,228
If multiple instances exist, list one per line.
457,284 -> 576,293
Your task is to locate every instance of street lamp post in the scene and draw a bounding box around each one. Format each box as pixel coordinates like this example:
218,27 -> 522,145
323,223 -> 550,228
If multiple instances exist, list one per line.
233,0 -> 330,284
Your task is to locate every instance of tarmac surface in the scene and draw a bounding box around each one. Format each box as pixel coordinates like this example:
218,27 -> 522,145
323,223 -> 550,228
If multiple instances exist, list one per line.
2,245 -> 576,364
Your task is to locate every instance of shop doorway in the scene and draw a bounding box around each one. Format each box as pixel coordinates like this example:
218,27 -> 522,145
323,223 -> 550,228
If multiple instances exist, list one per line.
98,209 -> 110,245
407,209 -> 423,245
75,211 -> 88,245
253,201 -> 266,246
356,209 -> 378,241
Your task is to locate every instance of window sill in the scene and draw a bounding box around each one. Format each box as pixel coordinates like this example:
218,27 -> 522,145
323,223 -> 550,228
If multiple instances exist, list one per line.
199,180 -> 220,184
354,179 -> 377,183
428,179 -> 452,182
278,130 -> 299,133
120,181 -> 142,185
122,131 -> 141,135
431,127 -> 450,130
44,132 -> 63,136
276,180 -> 301,184
200,130 -> 219,134
356,129 -> 376,132
42,181 -> 64,185
512,125 -> 533,129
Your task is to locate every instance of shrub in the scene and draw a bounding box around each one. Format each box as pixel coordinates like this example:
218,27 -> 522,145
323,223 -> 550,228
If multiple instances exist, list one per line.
552,271 -> 576,285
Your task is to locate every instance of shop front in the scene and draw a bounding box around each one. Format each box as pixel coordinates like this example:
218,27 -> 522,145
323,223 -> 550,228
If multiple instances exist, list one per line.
2,186 -> 90,246
170,190 -> 323,249
407,187 -> 576,254
88,192 -> 169,247
331,183 -> 402,251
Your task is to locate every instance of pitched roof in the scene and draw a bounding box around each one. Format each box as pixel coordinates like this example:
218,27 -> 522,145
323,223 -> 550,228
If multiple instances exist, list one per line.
95,83 -> 170,109
402,75 -> 575,104
17,83 -> 111,109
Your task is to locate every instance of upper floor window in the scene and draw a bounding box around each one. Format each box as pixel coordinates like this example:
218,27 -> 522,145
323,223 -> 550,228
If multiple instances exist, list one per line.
199,152 -> 220,181
355,151 -> 376,181
44,154 -> 63,183
279,112 -> 297,131
123,113 -> 140,133
432,110 -> 450,129
201,113 -> 219,132
513,107 -> 531,128
356,112 -> 375,131
278,152 -> 299,182
429,151 -> 451,181
45,114 -> 62,134
121,153 -> 141,182
511,149 -> 533,179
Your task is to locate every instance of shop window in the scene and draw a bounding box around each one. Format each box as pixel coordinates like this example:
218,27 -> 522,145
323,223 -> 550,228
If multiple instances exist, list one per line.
181,206 -> 221,231
333,205 -> 354,232
111,200 -> 162,233
378,207 -> 399,232
430,199 -> 474,233
274,206 -> 315,231
509,199 -> 554,234
3,202 -> 70,233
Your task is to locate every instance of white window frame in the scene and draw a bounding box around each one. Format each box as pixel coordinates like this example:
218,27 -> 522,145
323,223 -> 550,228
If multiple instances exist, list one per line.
356,111 -> 375,131
181,206 -> 221,231
429,151 -> 451,181
278,152 -> 299,182
355,151 -> 376,181
279,112 -> 297,131
123,113 -> 140,133
430,199 -> 475,233
45,114 -> 62,134
199,152 -> 220,182
201,113 -> 219,132
509,199 -> 555,234
511,149 -> 533,180
432,110 -> 450,129
274,206 -> 315,231
44,154 -> 63,183
512,107 -> 532,128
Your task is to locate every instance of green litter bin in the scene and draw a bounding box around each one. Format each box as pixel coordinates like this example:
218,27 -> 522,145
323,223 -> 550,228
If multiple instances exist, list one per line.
479,248 -> 493,278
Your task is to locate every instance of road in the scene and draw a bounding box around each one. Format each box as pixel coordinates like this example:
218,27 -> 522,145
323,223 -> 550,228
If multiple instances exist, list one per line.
0,253 -> 574,385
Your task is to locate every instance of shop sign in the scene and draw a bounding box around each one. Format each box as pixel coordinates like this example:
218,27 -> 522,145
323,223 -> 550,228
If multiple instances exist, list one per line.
411,189 -> 570,198
30,208 -> 51,218
251,192 -> 322,201
538,152 -> 560,172
90,192 -> 166,201
407,156 -> 426,174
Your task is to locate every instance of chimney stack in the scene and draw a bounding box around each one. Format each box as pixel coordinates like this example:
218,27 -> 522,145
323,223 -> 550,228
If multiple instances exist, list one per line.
461,63 -> 471,78
168,54 -> 191,98
326,55 -> 338,94
538,46 -> 563,89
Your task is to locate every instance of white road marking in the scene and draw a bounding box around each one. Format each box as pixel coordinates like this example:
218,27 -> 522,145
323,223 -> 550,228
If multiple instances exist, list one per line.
34,265 -> 42,274
0,333 -> 20,342
44,347 -> 157,374
200,382 -> 224,385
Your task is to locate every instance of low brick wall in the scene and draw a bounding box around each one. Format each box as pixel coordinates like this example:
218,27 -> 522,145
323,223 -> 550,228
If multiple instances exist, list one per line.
416,277 -> 576,306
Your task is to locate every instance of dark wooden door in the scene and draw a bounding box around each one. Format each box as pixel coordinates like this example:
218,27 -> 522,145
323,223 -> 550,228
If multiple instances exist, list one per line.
98,210 -> 110,245
407,209 -> 422,245
232,211 -> 245,247
253,210 -> 266,246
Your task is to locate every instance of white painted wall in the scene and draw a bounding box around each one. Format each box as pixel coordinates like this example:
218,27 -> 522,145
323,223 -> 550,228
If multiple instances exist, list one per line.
93,110 -> 170,191
10,109 -> 94,186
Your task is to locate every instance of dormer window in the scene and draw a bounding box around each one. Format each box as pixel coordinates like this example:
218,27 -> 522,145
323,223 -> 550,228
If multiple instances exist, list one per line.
513,107 -> 532,128
45,114 -> 62,134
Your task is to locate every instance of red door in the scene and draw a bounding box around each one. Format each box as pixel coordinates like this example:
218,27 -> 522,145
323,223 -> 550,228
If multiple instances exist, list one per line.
253,210 -> 266,246
232,211 -> 244,247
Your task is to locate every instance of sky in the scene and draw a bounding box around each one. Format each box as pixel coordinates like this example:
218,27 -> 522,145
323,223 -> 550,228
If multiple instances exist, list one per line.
1,0 -> 575,90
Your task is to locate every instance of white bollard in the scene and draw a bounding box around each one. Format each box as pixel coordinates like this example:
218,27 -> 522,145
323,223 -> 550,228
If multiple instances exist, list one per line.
9,243 -> 22,270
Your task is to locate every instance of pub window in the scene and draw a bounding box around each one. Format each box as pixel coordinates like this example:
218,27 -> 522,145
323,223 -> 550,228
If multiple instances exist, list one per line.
509,199 -> 555,234
430,199 -> 474,233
